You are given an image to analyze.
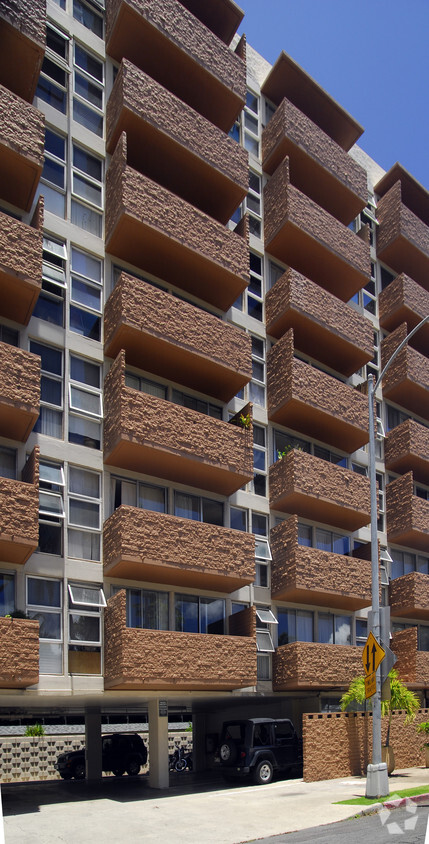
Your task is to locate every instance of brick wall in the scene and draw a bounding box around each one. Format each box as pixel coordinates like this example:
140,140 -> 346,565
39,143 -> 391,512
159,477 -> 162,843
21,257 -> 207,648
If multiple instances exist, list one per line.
0,84 -> 44,166
0,447 -> 39,551
303,710 -> 429,781
387,472 -> 429,541
382,323 -> 429,396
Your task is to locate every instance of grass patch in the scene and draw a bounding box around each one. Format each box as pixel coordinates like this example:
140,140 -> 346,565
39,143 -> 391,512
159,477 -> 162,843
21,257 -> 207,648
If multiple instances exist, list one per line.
335,784 -> 429,806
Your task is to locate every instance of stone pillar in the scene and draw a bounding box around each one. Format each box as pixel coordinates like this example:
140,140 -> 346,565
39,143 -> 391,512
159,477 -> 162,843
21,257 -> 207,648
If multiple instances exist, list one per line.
85,709 -> 102,780
148,699 -> 169,789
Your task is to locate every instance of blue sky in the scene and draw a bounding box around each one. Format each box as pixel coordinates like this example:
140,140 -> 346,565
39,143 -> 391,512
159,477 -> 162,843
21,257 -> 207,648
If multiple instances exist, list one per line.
237,0 -> 429,190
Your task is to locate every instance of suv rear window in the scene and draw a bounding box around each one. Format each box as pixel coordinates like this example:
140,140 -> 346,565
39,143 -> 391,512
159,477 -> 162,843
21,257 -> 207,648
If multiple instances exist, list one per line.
224,724 -> 245,742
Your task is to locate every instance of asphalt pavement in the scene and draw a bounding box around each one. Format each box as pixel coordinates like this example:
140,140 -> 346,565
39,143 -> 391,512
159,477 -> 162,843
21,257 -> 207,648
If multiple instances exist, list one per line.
2,767 -> 429,844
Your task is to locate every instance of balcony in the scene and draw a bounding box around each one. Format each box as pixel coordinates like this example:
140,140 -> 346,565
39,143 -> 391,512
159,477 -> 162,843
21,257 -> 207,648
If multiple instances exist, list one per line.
389,573 -> 429,620
262,96 -> 367,224
0,201 -> 43,324
105,274 -> 251,402
104,352 -> 253,496
0,447 -> 39,565
266,268 -> 373,377
385,419 -> 429,483
178,0 -> 243,45
269,449 -> 371,531
386,472 -> 429,552
392,628 -> 429,688
376,181 -> 429,290
107,61 -> 247,224
0,343 -> 40,441
0,85 -> 44,211
381,324 -> 429,420
264,158 -> 371,302
105,0 -> 246,132
270,516 -> 371,611
273,641 -> 363,691
0,0 -> 45,102
104,590 -> 257,691
103,506 -> 255,592
261,52 -> 364,152
379,274 -> 429,356
0,617 -> 39,688
106,133 -> 248,311
267,329 -> 369,453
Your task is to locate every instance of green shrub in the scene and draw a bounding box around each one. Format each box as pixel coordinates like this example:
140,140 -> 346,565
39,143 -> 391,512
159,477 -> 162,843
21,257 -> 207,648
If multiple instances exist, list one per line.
25,724 -> 45,737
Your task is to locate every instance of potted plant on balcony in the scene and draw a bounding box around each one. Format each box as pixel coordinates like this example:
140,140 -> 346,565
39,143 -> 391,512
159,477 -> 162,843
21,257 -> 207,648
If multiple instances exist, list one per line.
340,669 -> 420,773
416,721 -> 429,767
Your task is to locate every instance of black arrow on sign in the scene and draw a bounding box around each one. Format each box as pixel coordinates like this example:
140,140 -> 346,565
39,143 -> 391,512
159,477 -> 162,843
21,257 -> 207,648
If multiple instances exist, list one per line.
372,643 -> 377,672
365,646 -> 370,673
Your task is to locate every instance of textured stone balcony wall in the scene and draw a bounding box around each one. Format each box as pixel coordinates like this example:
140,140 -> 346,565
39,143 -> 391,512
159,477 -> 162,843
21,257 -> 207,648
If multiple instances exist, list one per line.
381,323 -> 429,419
104,351 -> 253,495
105,133 -> 248,310
389,572 -> 429,620
262,96 -> 367,223
377,181 -> 429,289
103,505 -> 255,591
267,328 -> 368,451
107,60 -> 247,222
385,419 -> 429,483
264,157 -> 370,300
273,641 -> 362,691
0,617 -> 39,688
270,516 -> 371,610
392,628 -> 429,687
105,0 -> 245,131
0,0 -> 45,101
0,342 -> 40,441
178,0 -> 243,44
0,201 -> 43,326
0,84 -> 44,210
386,472 -> 429,551
0,447 -> 39,564
266,268 -> 373,376
379,274 -> 429,352
104,590 -> 257,690
104,272 -> 251,401
269,449 -> 371,531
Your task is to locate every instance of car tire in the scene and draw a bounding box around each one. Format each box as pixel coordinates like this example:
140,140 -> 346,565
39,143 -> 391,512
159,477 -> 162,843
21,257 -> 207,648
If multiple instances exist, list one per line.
252,759 -> 273,785
112,767 -> 125,777
60,771 -> 73,780
73,761 -> 86,780
126,757 -> 141,776
219,740 -> 237,765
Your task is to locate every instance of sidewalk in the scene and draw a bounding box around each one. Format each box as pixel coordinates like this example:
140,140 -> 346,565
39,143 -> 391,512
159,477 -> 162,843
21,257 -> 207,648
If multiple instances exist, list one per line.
3,767 -> 429,844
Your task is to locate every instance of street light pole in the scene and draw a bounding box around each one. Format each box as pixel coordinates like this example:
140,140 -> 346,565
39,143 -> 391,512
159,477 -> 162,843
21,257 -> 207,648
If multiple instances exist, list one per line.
365,315 -> 429,799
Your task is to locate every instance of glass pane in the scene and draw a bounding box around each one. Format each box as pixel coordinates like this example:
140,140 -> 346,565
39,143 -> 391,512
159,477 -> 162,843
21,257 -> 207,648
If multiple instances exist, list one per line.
28,610 -> 61,640
335,615 -> 351,645
27,577 -> 61,607
73,0 -> 103,36
252,513 -> 267,536
138,483 -> 166,513
70,356 -> 100,388
68,528 -> 100,561
0,448 -> 16,479
297,610 -> 313,642
318,613 -> 333,644
0,573 -> 15,615
175,594 -> 198,633
73,145 -> 102,180
74,45 -> 103,82
69,466 -> 99,498
200,597 -> 225,635
71,278 -> 101,311
174,493 -> 199,521
38,522 -> 62,555
30,342 -> 62,375
36,77 -> 67,112
201,498 -> 223,526
126,589 -> 141,628
298,524 -> 312,547
75,71 -> 102,108
70,386 -> 101,416
277,609 -> 295,646
69,499 -> 99,529
256,630 -> 274,652
142,590 -> 169,630
69,306 -> 101,341
316,529 -> 331,553
45,128 -> 65,160
71,200 -> 102,236
33,407 -> 63,438
39,492 -> 64,516
42,158 -> 65,188
68,414 -> 101,449
33,292 -> 64,325
69,585 -> 105,607
69,613 -> 100,643
73,98 -> 103,136
253,448 -> 265,471
39,642 -> 63,674
73,174 -> 102,207
230,507 -> 247,531
41,375 -> 62,407
71,248 -> 101,282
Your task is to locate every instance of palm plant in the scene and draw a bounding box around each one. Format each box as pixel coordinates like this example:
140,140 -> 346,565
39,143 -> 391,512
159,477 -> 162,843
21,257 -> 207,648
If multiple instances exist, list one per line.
340,669 -> 420,747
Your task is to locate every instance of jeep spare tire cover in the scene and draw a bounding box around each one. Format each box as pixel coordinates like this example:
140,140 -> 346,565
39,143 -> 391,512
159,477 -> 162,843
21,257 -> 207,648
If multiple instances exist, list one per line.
220,740 -> 237,764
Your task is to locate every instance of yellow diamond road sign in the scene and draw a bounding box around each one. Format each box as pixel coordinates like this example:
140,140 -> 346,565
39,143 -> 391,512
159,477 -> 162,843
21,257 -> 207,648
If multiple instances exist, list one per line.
365,672 -> 376,699
362,631 -> 385,676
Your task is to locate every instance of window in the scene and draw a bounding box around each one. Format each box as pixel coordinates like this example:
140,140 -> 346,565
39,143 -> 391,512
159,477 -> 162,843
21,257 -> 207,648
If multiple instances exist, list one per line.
73,0 -> 103,37
174,492 -> 223,526
245,251 -> 263,320
318,613 -> 351,645
252,424 -> 267,496
274,432 -> 310,462
246,173 -> 262,238
111,477 -> 167,514
68,466 -> 101,561
243,90 -> 260,157
68,354 -> 102,449
73,43 -> 104,136
269,260 -> 284,290
315,528 -> 350,556
31,341 -> 63,439
252,512 -> 267,537
121,588 -> 168,630
71,144 -> 103,236
390,550 -> 429,580
38,460 -> 65,556
175,594 -> 225,635
356,618 -> 367,646
250,335 -> 265,407
0,447 -> 16,480
386,405 -> 410,432
230,506 -> 248,532
68,582 -> 104,673
70,247 -> 102,341
172,390 -> 222,420
376,471 -> 385,531
277,608 -> 314,646
255,607 -> 277,676
125,373 -> 166,400
0,324 -> 18,346
27,577 -> 62,673
0,572 -> 14,615
40,128 -> 66,218
33,236 -> 67,326
255,536 -> 271,587
36,25 -> 69,114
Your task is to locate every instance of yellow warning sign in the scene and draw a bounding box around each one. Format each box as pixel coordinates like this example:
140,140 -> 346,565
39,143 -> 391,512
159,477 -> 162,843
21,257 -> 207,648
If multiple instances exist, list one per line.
362,631 -> 385,676
365,671 -> 376,699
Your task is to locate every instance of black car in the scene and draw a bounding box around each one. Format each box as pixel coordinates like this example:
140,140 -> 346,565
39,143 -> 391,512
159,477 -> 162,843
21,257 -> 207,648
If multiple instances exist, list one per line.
55,732 -> 147,780
218,717 -> 302,785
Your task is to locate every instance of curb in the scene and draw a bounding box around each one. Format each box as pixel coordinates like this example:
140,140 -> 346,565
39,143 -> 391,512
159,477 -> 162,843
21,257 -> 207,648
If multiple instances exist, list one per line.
353,791 -> 429,818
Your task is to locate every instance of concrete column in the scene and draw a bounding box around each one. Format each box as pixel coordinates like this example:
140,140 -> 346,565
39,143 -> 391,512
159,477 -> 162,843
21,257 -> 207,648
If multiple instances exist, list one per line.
85,709 -> 102,780
192,713 -> 206,772
148,699 -> 169,789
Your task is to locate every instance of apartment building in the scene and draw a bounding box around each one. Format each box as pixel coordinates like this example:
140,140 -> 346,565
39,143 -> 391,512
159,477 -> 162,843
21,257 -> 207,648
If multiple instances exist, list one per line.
0,0 -> 427,785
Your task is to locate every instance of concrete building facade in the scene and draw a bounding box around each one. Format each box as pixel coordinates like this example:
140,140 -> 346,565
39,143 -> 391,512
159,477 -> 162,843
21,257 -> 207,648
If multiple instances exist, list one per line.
0,0 -> 427,785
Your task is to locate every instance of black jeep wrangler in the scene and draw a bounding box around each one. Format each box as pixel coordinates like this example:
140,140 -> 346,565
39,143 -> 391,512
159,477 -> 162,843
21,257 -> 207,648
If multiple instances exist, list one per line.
218,718 -> 302,785
55,732 -> 147,780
